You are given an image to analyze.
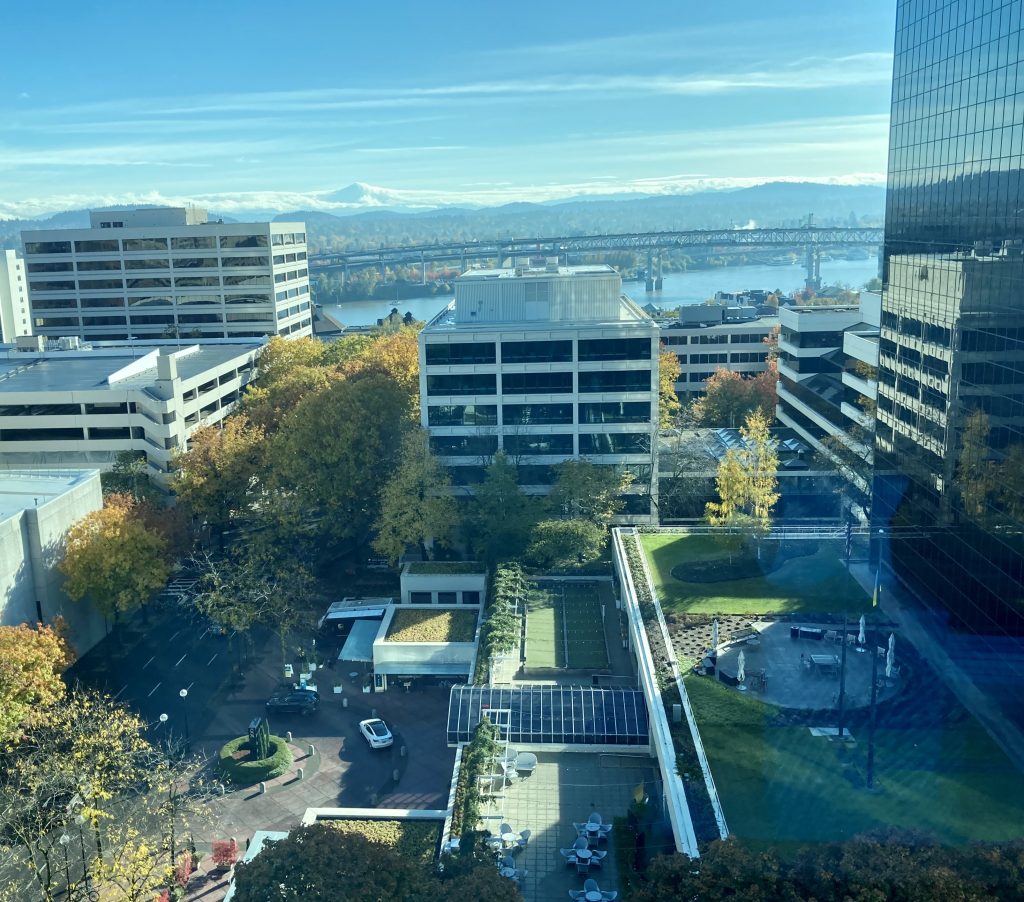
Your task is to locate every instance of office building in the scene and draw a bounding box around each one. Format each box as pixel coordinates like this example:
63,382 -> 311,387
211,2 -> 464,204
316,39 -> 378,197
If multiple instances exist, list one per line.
874,0 -> 1024,635
0,338 -> 262,488
660,310 -> 778,398
419,264 -> 659,521
776,294 -> 879,501
0,249 -> 32,342
0,469 -> 105,654
21,207 -> 311,342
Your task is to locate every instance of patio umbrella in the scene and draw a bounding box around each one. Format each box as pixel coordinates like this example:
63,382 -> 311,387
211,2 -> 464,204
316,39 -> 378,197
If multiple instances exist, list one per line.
737,650 -> 746,683
711,619 -> 719,651
858,614 -> 866,645
885,633 -> 895,679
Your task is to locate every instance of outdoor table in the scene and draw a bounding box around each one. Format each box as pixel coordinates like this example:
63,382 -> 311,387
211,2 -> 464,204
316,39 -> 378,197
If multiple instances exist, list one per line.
499,866 -> 517,879
575,848 -> 593,861
810,654 -> 840,675
586,892 -> 602,902
501,831 -> 517,846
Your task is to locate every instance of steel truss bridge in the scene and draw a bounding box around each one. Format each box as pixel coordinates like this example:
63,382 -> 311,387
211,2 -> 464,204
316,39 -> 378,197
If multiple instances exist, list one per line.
309,226 -> 883,289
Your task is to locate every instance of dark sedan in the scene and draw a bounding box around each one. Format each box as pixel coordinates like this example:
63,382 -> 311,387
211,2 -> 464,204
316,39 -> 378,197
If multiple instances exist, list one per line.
266,689 -> 320,716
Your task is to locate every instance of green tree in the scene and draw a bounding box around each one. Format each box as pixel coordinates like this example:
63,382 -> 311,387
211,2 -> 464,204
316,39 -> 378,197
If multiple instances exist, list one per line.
171,417 -> 266,550
466,453 -> 543,565
0,622 -> 73,747
268,374 -> 410,543
957,410 -> 994,520
705,410 -> 779,532
100,451 -> 161,504
373,430 -> 458,563
59,495 -> 170,618
525,519 -> 605,569
548,460 -> 632,526
659,345 -> 682,428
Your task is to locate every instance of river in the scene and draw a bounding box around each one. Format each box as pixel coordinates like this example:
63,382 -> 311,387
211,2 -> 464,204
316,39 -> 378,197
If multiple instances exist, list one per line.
320,255 -> 880,328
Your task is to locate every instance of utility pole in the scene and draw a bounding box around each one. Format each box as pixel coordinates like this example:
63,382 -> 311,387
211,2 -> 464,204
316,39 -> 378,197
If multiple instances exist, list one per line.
837,612 -> 848,740
866,629 -> 880,787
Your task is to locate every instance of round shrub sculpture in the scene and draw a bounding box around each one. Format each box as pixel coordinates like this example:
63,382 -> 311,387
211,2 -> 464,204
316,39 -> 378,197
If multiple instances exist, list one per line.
218,734 -> 293,785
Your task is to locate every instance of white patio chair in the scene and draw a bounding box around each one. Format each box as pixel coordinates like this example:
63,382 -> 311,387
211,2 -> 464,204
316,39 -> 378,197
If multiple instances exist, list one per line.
584,879 -> 600,894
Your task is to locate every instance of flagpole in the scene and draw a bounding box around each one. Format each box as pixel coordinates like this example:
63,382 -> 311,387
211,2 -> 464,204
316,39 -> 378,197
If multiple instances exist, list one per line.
866,624 -> 879,787
837,611 -> 848,740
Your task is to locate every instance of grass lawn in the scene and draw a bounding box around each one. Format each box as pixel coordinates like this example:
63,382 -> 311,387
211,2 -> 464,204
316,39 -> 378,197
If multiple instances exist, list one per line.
641,533 -> 871,615
525,582 -> 608,670
686,675 -> 1024,845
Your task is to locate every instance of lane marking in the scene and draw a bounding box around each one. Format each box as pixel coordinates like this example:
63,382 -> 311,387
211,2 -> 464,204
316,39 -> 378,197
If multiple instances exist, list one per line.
200,628 -> 210,639
113,684 -> 127,699
147,682 -> 162,697
207,653 -> 218,666
174,653 -> 187,667
142,655 -> 155,669
186,681 -> 195,691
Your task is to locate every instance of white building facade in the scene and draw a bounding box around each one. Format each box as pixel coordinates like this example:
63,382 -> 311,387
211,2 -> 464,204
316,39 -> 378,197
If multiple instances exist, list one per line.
21,207 -> 311,343
0,249 -> 32,342
0,338 -> 262,488
419,264 -> 660,522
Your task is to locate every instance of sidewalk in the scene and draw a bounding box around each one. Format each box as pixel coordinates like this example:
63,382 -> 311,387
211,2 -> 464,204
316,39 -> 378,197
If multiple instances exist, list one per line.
850,562 -> 1024,774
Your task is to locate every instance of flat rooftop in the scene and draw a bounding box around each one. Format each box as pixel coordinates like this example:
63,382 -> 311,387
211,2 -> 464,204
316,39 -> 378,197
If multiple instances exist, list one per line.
0,340 -> 263,393
0,469 -> 98,521
458,264 -> 617,280
423,295 -> 654,332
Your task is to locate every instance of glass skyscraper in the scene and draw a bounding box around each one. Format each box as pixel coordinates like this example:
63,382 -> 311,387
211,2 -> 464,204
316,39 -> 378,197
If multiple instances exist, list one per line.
874,0 -> 1024,636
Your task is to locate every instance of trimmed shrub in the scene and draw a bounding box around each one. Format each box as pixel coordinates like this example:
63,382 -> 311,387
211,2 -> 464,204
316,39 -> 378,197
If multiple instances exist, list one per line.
218,734 -> 293,785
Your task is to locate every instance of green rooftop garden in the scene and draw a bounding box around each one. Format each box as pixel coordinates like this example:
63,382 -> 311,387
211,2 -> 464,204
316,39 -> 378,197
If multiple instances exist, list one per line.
406,561 -> 485,575
385,608 -> 478,643
323,818 -> 440,862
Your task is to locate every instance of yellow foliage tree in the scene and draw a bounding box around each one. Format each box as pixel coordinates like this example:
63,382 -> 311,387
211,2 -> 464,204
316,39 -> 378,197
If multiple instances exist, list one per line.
339,328 -> 421,415
658,345 -> 682,428
94,825 -> 172,902
0,621 -> 73,746
60,494 -> 170,617
705,410 -> 779,532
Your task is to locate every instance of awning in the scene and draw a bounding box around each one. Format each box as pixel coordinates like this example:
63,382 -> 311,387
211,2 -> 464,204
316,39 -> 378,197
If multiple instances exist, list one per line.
338,618 -> 381,663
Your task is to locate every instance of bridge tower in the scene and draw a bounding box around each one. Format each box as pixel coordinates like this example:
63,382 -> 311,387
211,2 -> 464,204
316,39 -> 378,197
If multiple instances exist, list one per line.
420,251 -> 427,285
646,252 -> 655,292
654,252 -> 663,290
804,246 -> 822,291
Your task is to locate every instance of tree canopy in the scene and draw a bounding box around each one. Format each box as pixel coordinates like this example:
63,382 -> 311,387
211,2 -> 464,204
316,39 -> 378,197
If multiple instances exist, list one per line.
59,494 -> 170,617
658,346 -> 682,428
705,410 -> 779,531
0,622 -> 73,747
466,453 -> 543,565
525,518 -> 605,569
548,460 -> 631,526
690,365 -> 777,428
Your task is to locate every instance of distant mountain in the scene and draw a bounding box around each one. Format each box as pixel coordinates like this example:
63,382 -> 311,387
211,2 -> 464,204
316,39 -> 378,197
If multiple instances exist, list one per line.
1,182 -> 886,253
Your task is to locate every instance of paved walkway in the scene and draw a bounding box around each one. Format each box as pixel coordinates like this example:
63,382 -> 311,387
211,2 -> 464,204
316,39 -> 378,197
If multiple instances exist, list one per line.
850,562 -> 1024,774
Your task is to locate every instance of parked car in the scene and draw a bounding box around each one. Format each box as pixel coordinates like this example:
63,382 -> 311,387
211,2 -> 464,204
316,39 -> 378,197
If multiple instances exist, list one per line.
358,717 -> 394,749
266,689 -> 320,716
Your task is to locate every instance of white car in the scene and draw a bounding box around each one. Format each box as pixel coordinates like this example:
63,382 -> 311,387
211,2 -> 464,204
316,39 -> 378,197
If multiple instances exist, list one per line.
358,717 -> 394,749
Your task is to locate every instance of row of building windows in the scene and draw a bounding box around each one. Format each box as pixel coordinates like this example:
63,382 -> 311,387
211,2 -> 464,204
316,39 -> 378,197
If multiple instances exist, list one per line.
447,462 -> 651,487
34,311 -> 279,328
25,233 -> 305,255
425,370 -> 652,396
273,268 -> 308,284
0,425 -> 148,442
31,294 -> 277,310
661,331 -> 772,347
423,338 -> 651,366
430,432 -> 651,457
427,402 -> 651,427
27,256 -> 281,273
30,274 -> 296,291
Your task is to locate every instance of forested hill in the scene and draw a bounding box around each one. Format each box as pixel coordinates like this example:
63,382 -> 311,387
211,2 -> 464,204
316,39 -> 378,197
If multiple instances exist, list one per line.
1,182 -> 885,254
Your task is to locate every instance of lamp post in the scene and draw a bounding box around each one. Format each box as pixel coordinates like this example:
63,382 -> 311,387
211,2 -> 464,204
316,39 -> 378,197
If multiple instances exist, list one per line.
58,833 -> 72,899
75,813 -> 94,900
179,689 -> 190,748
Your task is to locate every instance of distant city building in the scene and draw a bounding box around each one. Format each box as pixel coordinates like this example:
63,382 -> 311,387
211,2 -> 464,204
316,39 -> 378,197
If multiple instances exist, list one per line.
660,308 -> 778,398
0,338 -> 261,488
0,249 -> 32,342
874,0 -> 1024,635
776,293 -> 879,501
0,469 -> 105,654
419,263 -> 659,522
21,207 -> 311,342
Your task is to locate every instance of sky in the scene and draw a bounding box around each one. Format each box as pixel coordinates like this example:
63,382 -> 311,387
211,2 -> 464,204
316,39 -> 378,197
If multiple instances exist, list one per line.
0,0 -> 897,218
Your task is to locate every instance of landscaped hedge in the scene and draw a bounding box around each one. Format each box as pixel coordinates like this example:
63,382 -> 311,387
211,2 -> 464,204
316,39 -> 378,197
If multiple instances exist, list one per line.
621,534 -> 657,622
449,718 -> 499,843
473,564 -> 525,682
218,734 -> 293,785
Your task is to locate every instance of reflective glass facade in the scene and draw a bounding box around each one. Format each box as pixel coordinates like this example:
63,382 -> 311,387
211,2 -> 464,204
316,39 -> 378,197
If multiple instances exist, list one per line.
874,0 -> 1024,635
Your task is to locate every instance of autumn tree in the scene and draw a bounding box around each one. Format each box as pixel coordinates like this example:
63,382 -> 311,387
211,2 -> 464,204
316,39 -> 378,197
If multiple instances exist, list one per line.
0,622 -> 73,747
691,366 -> 776,428
373,430 -> 458,563
548,460 -> 632,527
659,345 -> 682,428
250,335 -> 328,388
100,450 -> 161,504
466,452 -> 544,565
240,365 -> 335,433
171,416 -> 266,550
60,494 -> 170,618
338,328 -> 421,413
705,410 -> 779,532
268,373 -> 410,543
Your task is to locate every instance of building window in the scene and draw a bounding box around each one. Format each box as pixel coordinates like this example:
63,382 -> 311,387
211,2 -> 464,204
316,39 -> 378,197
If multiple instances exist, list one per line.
173,257 -> 219,269
219,234 -> 269,249
171,236 -> 217,250
24,241 -> 72,254
502,372 -> 573,394
74,239 -> 120,253
78,278 -> 124,290
76,260 -> 122,271
425,342 -> 496,365
26,261 -> 73,273
426,374 -> 497,396
578,370 -> 650,393
224,275 -> 270,286
578,338 -> 651,361
501,340 -> 573,363
88,427 -> 132,440
516,465 -> 557,485
122,238 -> 169,252
430,435 -> 499,456
503,403 -> 573,425
448,466 -> 488,485
29,280 -> 76,291
175,277 -> 221,288
410,592 -> 432,604
578,402 -> 650,424
437,592 -> 458,605
127,278 -> 172,289
461,591 -> 481,605
222,256 -> 270,267
125,258 -> 169,270
428,405 -> 498,427
504,434 -> 574,455
579,432 -> 651,454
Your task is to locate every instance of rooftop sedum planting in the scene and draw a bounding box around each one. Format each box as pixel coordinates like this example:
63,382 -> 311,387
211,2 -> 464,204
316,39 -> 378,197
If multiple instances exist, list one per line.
385,608 -> 478,643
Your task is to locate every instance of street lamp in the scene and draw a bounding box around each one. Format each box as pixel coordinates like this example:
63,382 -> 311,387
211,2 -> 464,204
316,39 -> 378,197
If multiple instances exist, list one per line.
58,833 -> 72,898
179,689 -> 190,746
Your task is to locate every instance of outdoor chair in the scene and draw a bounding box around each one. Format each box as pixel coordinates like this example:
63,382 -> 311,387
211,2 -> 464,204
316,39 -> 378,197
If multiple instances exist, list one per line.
584,879 -> 600,895
515,829 -> 531,850
574,836 -> 590,852
560,848 -> 577,862
825,630 -> 839,643
575,860 -> 591,875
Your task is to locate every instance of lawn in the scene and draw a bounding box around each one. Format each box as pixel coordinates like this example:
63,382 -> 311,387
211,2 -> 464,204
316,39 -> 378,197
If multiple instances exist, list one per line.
640,533 -> 871,615
685,675 -> 1024,845
385,609 -> 478,643
525,581 -> 608,670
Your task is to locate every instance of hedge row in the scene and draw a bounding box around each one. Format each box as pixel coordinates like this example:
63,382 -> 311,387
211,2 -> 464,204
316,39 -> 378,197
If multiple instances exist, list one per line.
218,734 -> 293,785
473,564 -> 525,682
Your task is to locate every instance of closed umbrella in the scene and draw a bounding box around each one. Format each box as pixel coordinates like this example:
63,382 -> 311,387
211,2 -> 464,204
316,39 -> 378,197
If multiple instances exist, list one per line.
885,633 -> 895,679
858,615 -> 866,645
711,619 -> 719,651
737,650 -> 746,683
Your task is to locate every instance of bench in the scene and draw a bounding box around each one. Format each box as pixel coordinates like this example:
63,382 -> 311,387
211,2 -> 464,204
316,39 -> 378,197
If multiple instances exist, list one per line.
729,626 -> 759,642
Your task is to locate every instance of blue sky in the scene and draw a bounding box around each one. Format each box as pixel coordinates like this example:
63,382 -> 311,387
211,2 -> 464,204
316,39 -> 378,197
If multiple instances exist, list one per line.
0,0 -> 896,218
